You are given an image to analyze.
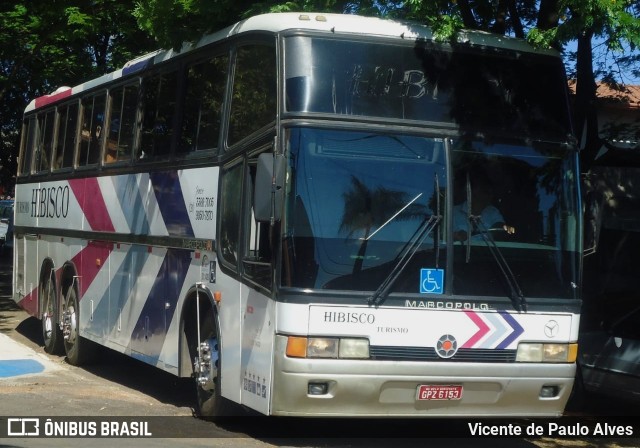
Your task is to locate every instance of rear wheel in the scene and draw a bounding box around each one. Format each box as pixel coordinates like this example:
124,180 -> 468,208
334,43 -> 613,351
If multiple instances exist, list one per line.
63,286 -> 90,366
41,275 -> 64,355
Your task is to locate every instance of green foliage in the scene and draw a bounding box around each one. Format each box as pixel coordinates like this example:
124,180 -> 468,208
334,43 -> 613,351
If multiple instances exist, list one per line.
539,0 -> 640,50
134,0 -> 257,49
1,0 -> 640,193
0,0 -> 156,193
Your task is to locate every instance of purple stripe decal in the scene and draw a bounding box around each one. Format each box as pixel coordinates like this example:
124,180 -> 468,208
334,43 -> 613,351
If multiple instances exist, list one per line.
149,172 -> 194,237
122,57 -> 154,76
130,249 -> 192,364
496,311 -> 524,349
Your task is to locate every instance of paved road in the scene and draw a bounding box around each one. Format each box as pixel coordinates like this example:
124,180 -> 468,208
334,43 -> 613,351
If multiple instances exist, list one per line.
0,251 -> 638,448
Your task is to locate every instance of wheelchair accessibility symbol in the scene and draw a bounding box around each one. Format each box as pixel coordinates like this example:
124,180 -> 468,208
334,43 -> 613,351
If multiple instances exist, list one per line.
420,269 -> 444,294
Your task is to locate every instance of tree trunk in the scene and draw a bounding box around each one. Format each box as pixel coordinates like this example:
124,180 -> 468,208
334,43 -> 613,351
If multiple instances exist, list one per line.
537,0 -> 560,30
536,0 -> 561,49
574,29 -> 601,171
457,0 -> 478,29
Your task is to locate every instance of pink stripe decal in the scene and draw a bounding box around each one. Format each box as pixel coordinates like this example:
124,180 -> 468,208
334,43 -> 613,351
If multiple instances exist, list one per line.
69,179 -> 115,232
17,241 -> 114,316
17,290 -> 39,317
461,311 -> 490,349
70,241 -> 114,297
34,88 -> 72,109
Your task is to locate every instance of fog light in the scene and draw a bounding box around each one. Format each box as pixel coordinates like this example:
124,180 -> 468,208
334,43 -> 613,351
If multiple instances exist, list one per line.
540,385 -> 559,398
308,382 -> 329,396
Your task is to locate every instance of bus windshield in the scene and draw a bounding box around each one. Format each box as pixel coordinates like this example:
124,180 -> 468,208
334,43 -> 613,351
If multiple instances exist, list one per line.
285,36 -> 572,141
282,127 -> 580,301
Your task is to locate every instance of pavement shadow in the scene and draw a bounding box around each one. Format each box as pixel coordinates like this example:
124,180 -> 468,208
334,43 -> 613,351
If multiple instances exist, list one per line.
0,253 -> 196,412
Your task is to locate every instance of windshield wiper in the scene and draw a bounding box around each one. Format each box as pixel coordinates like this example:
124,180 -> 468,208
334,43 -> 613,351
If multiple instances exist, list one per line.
362,193 -> 423,242
368,175 -> 442,307
367,214 -> 441,307
469,216 -> 528,313
464,173 -> 526,312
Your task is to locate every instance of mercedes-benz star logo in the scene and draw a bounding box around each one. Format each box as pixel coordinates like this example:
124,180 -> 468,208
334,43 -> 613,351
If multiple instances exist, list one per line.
544,320 -> 559,338
436,334 -> 458,358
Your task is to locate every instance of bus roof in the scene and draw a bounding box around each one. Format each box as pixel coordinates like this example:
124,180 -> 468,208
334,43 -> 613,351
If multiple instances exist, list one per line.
25,12 -> 558,114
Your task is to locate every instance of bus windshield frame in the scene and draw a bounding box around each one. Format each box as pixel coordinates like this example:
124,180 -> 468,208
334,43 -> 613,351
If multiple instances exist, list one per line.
284,34 -> 572,141
279,128 -> 580,306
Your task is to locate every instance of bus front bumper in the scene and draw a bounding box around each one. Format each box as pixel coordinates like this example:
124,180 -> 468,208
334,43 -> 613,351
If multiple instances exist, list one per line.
270,335 -> 575,417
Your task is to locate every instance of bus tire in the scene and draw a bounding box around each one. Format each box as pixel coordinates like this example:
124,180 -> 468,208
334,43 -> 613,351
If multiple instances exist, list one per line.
194,312 -> 235,419
62,286 -> 90,366
41,275 -> 64,355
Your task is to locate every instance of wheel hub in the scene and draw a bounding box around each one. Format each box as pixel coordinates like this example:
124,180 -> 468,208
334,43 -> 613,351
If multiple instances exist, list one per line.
194,338 -> 218,391
63,306 -> 77,343
43,312 -> 53,339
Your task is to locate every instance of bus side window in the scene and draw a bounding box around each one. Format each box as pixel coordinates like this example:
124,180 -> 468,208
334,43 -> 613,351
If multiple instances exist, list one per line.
242,151 -> 275,289
53,106 -> 67,170
53,102 -> 79,171
105,84 -> 138,164
179,54 -> 228,155
35,110 -> 55,173
139,71 -> 178,160
219,160 -> 243,268
18,118 -> 36,176
61,103 -> 79,169
79,93 -> 106,167
228,44 -> 277,147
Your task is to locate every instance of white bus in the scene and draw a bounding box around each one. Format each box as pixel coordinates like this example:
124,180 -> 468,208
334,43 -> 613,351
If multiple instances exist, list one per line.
13,12 -> 582,418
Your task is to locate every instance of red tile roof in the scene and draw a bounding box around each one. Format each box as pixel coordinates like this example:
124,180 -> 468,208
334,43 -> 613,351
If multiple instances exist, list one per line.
568,80 -> 640,109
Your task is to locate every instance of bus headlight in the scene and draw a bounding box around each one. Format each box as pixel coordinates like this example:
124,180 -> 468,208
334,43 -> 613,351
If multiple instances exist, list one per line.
339,338 -> 369,359
516,343 -> 578,363
286,336 -> 369,359
308,337 -> 338,358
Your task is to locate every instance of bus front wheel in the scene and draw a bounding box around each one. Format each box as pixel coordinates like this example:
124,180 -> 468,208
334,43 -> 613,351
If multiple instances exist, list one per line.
193,312 -> 234,418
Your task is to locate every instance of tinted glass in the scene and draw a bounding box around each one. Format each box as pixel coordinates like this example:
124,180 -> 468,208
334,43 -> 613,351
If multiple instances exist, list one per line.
179,55 -> 228,154
451,138 -> 580,299
79,94 -> 106,166
53,103 -> 78,170
229,45 -> 277,146
285,37 -> 571,140
140,71 -> 178,160
35,110 -> 55,172
19,118 -> 36,175
220,161 -> 243,266
283,127 -> 446,291
106,84 -> 138,163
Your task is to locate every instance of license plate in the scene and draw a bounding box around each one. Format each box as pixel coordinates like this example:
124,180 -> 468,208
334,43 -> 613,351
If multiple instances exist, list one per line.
416,385 -> 463,401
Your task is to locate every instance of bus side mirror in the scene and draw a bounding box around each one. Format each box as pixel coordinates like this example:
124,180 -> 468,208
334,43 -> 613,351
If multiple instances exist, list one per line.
255,152 -> 285,222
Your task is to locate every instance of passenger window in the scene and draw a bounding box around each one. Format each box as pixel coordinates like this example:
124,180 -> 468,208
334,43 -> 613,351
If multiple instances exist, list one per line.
79,93 -> 106,166
243,151 -> 275,289
35,110 -> 55,172
179,55 -> 228,154
139,71 -> 178,160
19,118 -> 36,175
219,161 -> 243,267
53,102 -> 79,170
105,84 -> 138,164
228,45 -> 277,146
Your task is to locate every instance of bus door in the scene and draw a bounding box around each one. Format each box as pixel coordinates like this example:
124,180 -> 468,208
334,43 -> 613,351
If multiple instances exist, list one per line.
15,234 -> 39,317
239,149 -> 280,414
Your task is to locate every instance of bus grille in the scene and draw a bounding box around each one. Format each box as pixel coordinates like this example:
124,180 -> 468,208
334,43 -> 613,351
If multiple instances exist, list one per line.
369,346 -> 517,363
